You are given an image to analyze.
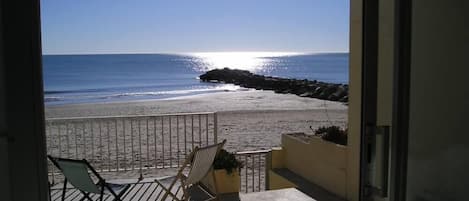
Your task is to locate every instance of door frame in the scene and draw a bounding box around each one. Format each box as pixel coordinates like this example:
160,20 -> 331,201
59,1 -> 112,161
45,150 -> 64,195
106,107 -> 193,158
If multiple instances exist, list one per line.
359,0 -> 413,200
0,1 -> 49,201
359,0 -> 379,199
389,0 -> 412,200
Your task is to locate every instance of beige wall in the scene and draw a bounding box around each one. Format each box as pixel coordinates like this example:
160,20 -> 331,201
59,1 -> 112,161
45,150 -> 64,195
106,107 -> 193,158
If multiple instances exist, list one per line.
267,170 -> 297,190
347,0 -> 362,200
406,1 -> 469,200
282,134 -> 348,199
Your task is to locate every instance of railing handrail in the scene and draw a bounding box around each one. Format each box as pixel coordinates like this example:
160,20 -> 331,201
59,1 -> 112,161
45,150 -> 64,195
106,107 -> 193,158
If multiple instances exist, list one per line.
236,149 -> 271,155
45,111 -> 217,121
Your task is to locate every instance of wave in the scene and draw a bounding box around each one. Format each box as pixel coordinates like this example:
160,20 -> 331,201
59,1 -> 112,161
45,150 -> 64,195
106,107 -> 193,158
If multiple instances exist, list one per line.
44,83 -> 203,95
44,96 -> 64,102
44,84 -> 246,104
44,88 -> 104,95
100,85 -> 243,99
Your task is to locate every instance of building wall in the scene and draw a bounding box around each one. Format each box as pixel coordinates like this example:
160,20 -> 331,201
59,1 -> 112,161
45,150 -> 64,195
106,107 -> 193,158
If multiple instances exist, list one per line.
282,134 -> 348,199
406,1 -> 469,201
348,0 -> 363,200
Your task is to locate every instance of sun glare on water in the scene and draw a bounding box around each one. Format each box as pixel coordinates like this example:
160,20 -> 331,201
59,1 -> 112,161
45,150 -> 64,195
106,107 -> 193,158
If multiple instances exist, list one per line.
191,52 -> 302,72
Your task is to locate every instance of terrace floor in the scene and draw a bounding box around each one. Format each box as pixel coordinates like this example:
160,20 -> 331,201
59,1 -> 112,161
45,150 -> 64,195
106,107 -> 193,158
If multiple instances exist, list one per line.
50,177 -> 324,201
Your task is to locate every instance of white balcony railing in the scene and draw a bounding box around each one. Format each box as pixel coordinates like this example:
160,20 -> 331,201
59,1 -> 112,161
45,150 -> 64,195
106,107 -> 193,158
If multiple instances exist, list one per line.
46,112 -> 218,183
46,112 -> 270,193
236,150 -> 270,193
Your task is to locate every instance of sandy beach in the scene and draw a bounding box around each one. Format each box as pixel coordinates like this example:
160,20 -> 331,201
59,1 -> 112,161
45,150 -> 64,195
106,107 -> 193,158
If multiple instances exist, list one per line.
46,90 -> 347,150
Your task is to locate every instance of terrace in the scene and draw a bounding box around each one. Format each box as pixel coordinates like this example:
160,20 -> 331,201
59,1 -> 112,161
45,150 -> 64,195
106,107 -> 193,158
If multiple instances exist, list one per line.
46,112 -> 346,201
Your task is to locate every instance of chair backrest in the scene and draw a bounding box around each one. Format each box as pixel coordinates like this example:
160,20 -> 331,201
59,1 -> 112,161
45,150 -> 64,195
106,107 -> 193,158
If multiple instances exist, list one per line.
185,140 -> 226,185
48,156 -> 101,194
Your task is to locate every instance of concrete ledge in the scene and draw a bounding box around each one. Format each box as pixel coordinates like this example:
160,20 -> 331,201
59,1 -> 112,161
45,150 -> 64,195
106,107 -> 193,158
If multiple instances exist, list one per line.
272,168 -> 346,201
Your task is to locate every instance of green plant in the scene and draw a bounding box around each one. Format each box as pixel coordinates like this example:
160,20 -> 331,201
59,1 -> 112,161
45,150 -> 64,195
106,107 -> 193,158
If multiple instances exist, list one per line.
213,149 -> 244,174
314,126 -> 348,146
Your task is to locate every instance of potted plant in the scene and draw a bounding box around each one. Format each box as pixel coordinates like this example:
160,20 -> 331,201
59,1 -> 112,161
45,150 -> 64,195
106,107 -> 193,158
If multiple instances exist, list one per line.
314,126 -> 348,145
202,149 -> 243,194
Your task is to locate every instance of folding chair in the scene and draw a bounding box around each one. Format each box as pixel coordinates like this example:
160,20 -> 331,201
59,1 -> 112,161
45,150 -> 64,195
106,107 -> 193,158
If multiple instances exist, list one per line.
155,140 -> 226,201
48,156 -> 134,201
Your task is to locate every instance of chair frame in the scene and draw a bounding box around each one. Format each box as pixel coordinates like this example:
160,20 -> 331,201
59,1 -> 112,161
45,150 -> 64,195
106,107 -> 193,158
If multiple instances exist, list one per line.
156,140 -> 226,201
48,156 -> 132,201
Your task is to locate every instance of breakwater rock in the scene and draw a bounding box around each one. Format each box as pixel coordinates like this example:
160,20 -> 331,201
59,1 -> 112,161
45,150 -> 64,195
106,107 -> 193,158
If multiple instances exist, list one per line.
199,68 -> 348,102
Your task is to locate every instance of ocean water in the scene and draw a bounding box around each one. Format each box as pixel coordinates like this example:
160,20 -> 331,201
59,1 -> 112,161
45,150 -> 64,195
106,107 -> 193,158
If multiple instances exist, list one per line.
42,52 -> 348,105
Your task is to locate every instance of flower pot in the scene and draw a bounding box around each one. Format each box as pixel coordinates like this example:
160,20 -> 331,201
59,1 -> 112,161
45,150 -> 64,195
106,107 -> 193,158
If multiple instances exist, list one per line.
201,169 -> 240,194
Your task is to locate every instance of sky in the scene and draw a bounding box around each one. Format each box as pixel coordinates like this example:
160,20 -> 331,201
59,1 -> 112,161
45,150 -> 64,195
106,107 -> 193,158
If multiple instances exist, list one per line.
41,0 -> 349,55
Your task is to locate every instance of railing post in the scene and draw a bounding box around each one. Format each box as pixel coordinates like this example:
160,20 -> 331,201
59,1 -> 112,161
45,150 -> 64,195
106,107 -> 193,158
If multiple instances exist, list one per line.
265,151 -> 272,191
213,112 -> 218,144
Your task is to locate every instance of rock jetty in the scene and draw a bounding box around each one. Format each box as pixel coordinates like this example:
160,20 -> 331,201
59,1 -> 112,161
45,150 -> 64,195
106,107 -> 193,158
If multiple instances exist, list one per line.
199,68 -> 348,102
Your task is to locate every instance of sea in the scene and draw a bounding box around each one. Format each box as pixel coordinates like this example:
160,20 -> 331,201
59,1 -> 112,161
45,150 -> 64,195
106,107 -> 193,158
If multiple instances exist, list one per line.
42,52 -> 349,105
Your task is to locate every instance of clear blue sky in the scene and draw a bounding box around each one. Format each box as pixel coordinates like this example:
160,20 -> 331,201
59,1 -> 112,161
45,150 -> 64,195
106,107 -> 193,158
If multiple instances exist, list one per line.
41,0 -> 349,54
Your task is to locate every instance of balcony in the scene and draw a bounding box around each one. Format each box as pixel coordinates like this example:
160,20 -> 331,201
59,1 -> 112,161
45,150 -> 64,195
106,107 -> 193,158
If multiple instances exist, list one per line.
46,112 -> 346,200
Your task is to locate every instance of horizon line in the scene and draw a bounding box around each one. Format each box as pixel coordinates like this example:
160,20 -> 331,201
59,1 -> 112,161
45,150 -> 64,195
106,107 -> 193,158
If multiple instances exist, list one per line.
42,50 -> 350,56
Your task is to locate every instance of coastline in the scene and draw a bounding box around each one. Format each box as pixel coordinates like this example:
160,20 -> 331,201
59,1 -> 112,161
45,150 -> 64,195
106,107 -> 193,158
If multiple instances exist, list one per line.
45,90 -> 347,118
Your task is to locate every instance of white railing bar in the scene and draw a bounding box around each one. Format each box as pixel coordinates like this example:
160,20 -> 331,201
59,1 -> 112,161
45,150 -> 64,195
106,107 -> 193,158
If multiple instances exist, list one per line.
153,118 -> 157,169
138,119 -> 143,178
131,120 -> 134,170
107,121 -> 111,172
236,149 -> 271,155
245,155 -> 248,193
66,124 -> 70,157
161,116 -> 164,168
45,112 -> 216,121
99,122 -> 103,161
251,156 -> 254,192
184,115 -> 187,156
191,115 -> 194,149
146,119 -> 150,171
81,123 -> 86,159
258,154 -> 262,192
91,122 -> 94,163
205,114 -> 208,146
169,116 -> 172,168
176,116 -> 180,167
198,114 -> 202,147
114,119 -> 119,171
214,113 -> 218,143
58,124 -> 62,158
123,119 -> 127,171
74,124 -> 78,158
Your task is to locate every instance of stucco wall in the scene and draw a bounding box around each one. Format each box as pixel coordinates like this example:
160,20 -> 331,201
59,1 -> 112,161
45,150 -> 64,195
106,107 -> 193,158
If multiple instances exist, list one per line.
282,134 -> 348,199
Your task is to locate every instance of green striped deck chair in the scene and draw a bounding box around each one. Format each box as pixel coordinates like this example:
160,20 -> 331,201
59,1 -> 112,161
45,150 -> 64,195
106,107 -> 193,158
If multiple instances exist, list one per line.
155,140 -> 226,201
48,156 -> 133,201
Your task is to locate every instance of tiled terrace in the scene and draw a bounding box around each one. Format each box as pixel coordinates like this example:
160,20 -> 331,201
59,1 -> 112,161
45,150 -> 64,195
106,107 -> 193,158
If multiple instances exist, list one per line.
50,178 -> 319,201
